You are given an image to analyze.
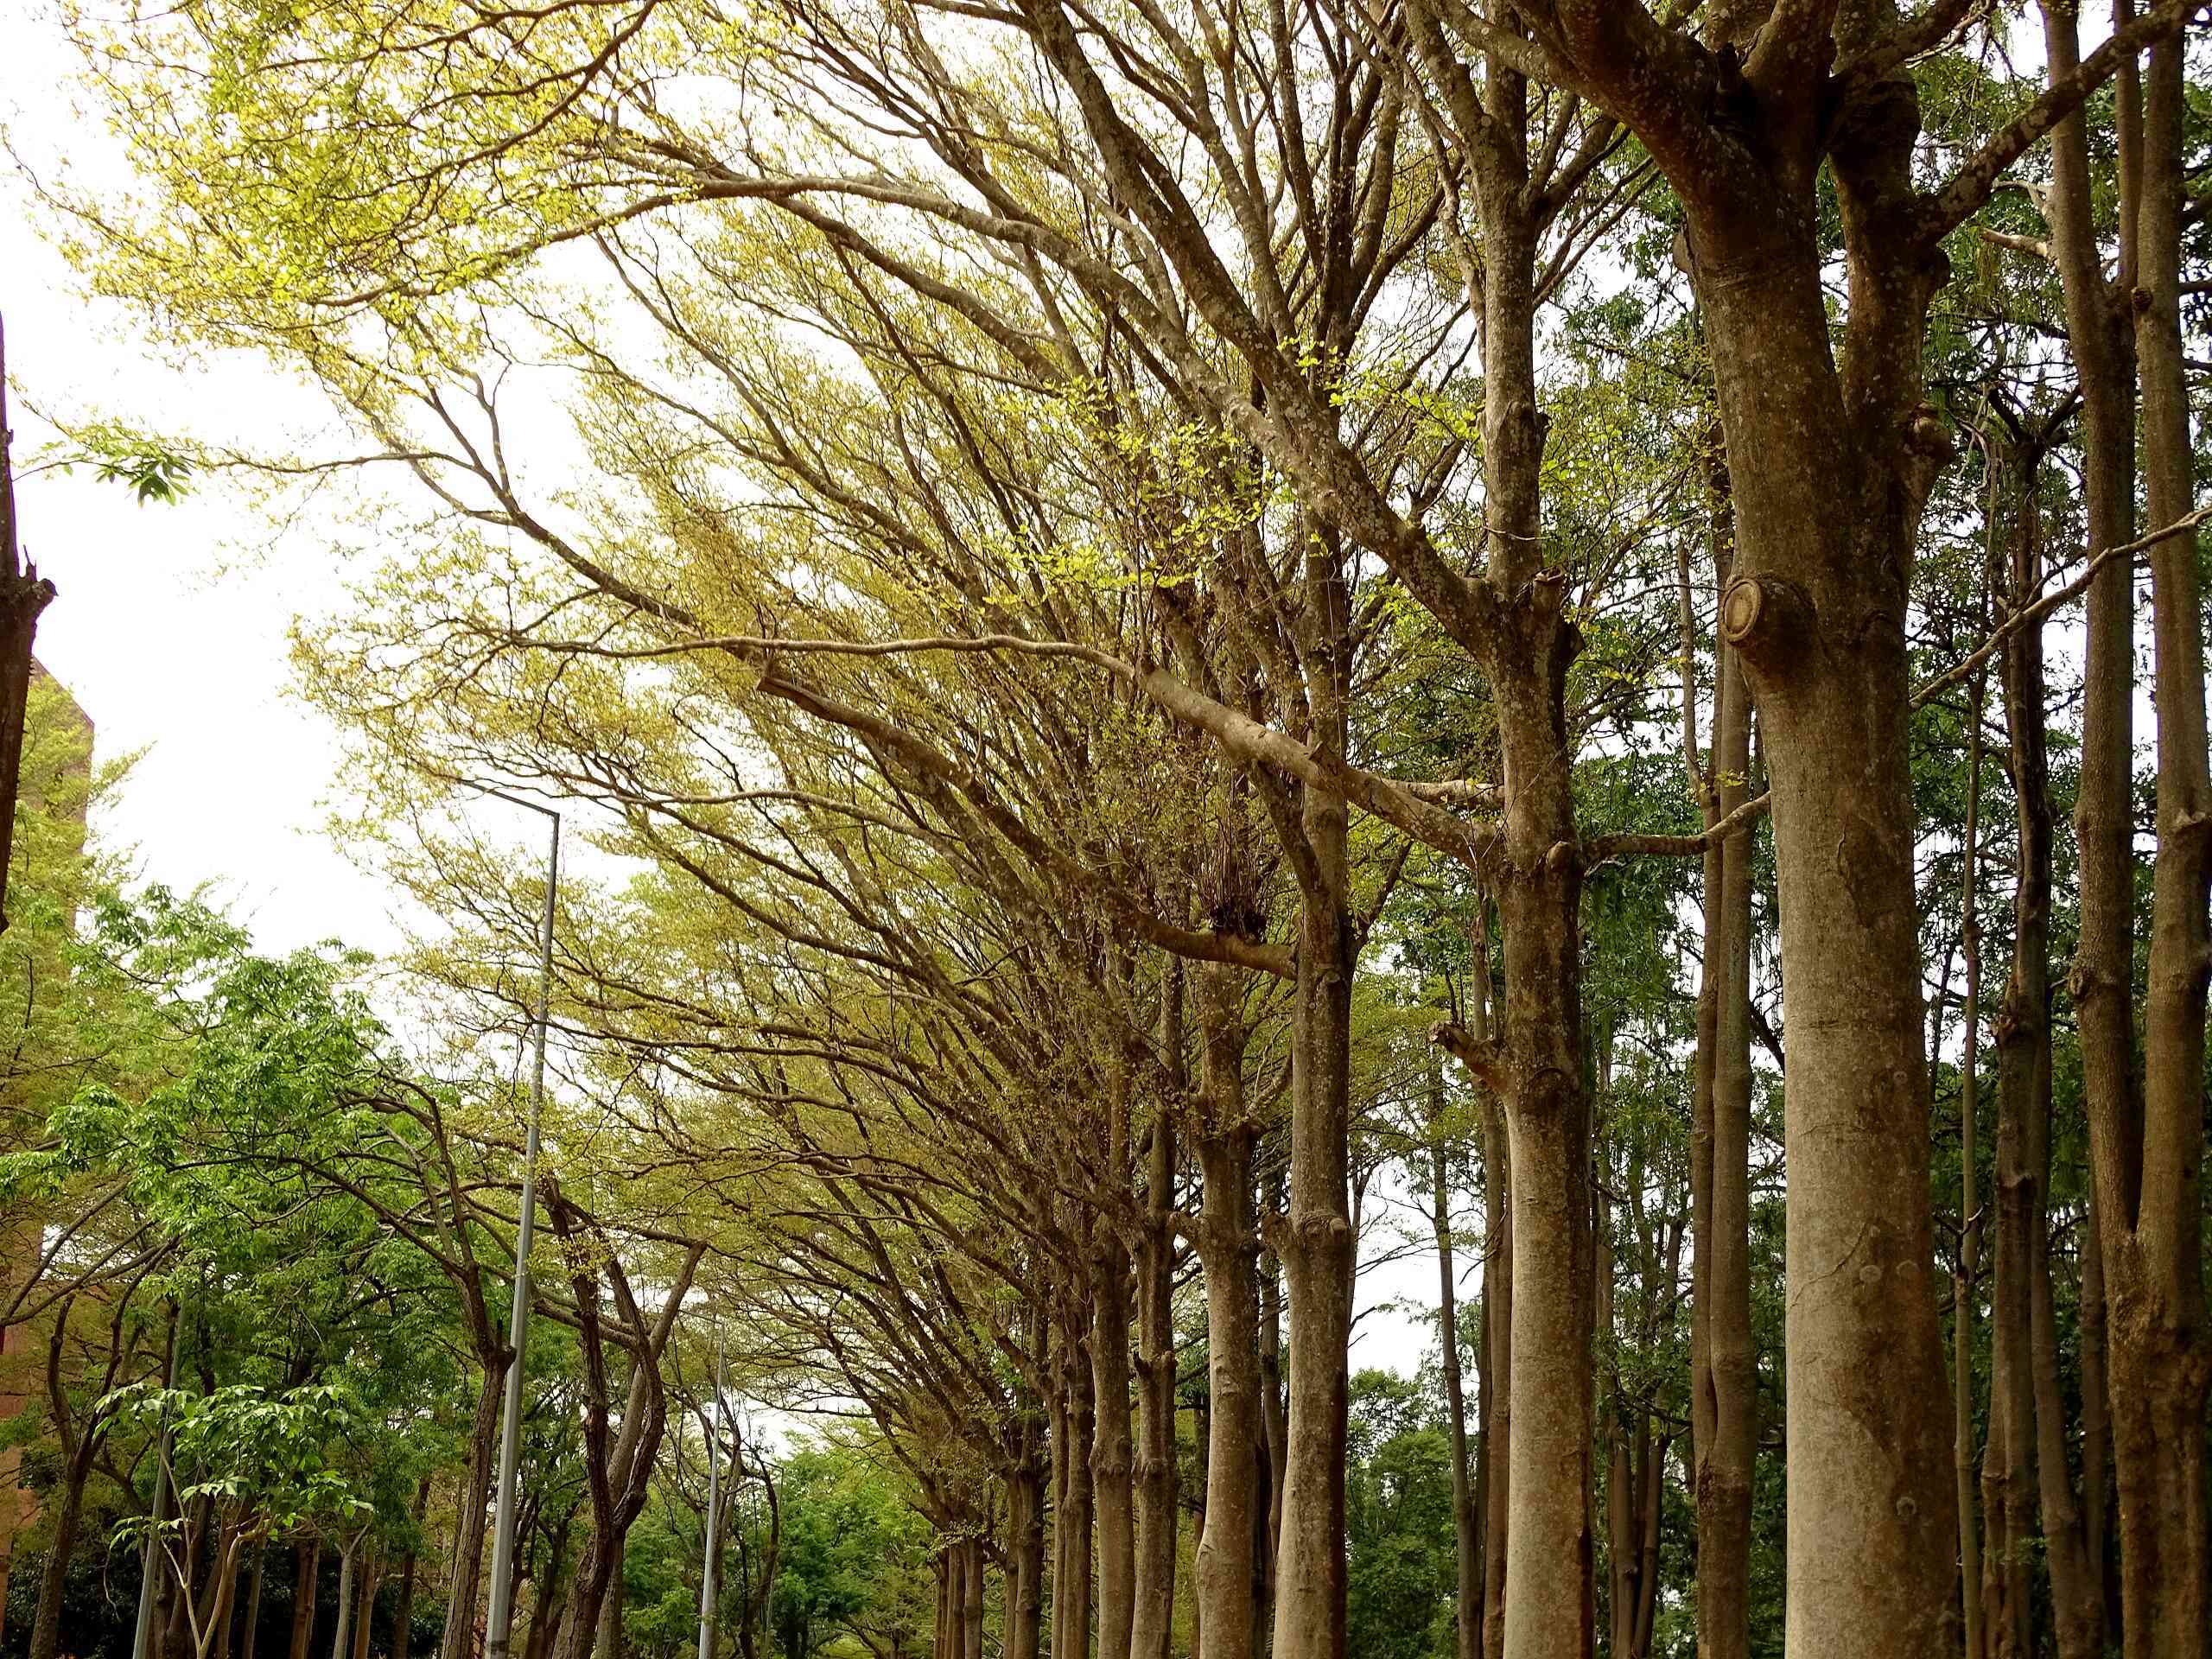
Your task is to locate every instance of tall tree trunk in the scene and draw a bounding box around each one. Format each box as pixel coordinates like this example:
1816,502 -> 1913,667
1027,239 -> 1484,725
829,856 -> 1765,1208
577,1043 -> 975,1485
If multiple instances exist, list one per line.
2033,6 -> 2137,1646
1249,1427 -> 1272,1659
2078,1192 -> 2113,1644
545,1248 -> 696,1659
2099,31 -> 2212,1655
1052,1384 -> 1072,1659
1630,1185 -> 1672,1659
1191,1389 -> 1209,1659
1688,148 -> 1961,1656
1689,420 -> 1756,1659
1599,1178 -> 1629,1659
395,1480 -> 427,1659
1631,1430 -> 1663,1659
1429,1058 -> 1482,1659
27,1440 -> 92,1659
1131,1109 -> 1178,1659
1954,629 -> 1988,1659
1489,611 -> 1592,1659
1007,1438 -> 1047,1659
328,1548 -> 355,1659
2017,431 -> 2096,1659
1255,1229 -> 1286,1641
1090,1090 -> 1138,1659
1599,1057 -> 1658,1659
1193,961 -> 1258,1659
351,1556 -> 382,1659
394,1559 -> 418,1659
214,1532 -> 246,1659
1478,199 -> 1594,1659
289,1540 -> 321,1659
243,1547 -> 267,1659
1981,770 -> 2035,1659
524,1573 -> 567,1659
444,1361 -> 505,1659
958,1538 -> 984,1659
594,1553 -> 621,1659
1986,419 -> 2100,1659
1069,1331 -> 1097,1659
1605,1423 -> 1659,1659
1271,526 -> 1357,1659
1478,1053 -> 1510,1659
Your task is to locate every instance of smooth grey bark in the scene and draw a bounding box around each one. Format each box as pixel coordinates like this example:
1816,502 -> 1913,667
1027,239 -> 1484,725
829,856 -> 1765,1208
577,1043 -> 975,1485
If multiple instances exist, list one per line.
288,1539 -> 320,1659
1980,410 -> 2100,1659
2030,9 -> 2137,1647
327,1545 -> 356,1659
1130,1109 -> 1178,1659
1476,920 -> 1510,1659
1688,423 -> 1756,1659
1652,75 -> 1962,1655
1270,526 -> 1357,1659
1059,1320 -> 1096,1659
1090,1203 -> 1137,1659
1193,961 -> 1259,1659
350,1556 -> 381,1659
1007,1433 -> 1047,1659
1954,624 -> 1989,1659
1427,1052 -> 1482,1659
2100,30 -> 2212,1655
959,1538 -> 984,1659
1256,1229 -> 1287,1642
933,1544 -> 955,1659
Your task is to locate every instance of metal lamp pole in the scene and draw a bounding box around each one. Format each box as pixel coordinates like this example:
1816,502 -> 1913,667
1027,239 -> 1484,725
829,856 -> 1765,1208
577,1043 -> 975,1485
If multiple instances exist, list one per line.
697,1333 -> 728,1659
480,793 -> 561,1659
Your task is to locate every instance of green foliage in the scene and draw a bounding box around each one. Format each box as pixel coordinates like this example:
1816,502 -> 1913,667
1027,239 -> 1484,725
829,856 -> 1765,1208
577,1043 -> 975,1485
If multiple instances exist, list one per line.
107,1381 -> 371,1544
1345,1372 -> 1457,1659
770,1443 -> 935,1659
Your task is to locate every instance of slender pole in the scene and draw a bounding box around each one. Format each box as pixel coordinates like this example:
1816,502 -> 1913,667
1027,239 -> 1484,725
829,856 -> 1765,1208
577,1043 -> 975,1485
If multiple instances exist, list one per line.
130,1310 -> 180,1659
697,1335 -> 727,1659
327,1544 -> 356,1659
484,805 -> 561,1659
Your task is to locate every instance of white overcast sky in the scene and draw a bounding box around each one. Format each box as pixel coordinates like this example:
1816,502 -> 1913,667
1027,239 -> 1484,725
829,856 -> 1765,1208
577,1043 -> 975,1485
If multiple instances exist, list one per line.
4,0 -> 417,958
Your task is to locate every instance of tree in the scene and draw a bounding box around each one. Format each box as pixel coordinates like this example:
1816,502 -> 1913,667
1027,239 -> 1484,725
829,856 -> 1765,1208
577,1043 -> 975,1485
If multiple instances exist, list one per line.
109,1381 -> 372,1659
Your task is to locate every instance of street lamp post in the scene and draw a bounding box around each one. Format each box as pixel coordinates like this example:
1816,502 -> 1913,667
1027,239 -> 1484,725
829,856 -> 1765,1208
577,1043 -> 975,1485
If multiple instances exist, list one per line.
480,793 -> 560,1659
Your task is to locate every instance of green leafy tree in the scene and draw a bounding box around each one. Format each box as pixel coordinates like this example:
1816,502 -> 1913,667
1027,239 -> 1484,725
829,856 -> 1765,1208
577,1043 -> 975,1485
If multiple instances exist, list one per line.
109,1381 -> 370,1659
